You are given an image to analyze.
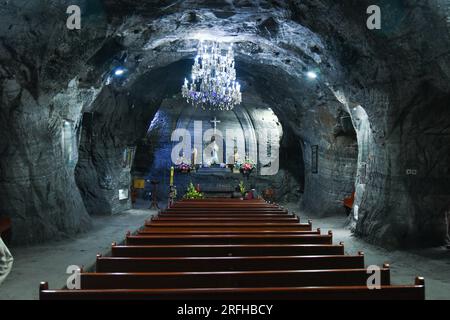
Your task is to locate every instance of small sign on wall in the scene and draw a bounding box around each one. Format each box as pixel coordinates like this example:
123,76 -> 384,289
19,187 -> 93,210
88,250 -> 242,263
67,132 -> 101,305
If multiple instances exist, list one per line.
122,147 -> 136,169
119,189 -> 129,200
133,179 -> 145,189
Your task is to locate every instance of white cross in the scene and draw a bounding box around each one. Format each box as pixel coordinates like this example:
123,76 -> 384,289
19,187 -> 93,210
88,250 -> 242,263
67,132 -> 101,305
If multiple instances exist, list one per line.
210,117 -> 221,134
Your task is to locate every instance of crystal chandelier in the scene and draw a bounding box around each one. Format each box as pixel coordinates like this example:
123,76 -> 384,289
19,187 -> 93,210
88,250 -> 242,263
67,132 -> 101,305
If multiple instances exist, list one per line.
182,41 -> 242,111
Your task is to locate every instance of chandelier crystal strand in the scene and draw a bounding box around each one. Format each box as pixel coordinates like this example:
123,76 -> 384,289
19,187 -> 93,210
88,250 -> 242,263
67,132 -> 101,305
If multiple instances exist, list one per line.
182,41 -> 242,111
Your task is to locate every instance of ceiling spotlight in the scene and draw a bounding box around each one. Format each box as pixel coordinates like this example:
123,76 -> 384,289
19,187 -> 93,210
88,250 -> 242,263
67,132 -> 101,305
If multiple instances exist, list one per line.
306,71 -> 317,79
114,68 -> 126,76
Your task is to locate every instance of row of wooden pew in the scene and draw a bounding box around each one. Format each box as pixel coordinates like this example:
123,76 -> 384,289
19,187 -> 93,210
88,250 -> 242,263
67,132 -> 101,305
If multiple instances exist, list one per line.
39,198 -> 425,300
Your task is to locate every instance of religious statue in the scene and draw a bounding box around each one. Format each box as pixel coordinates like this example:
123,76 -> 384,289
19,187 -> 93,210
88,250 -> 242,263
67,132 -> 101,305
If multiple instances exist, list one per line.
176,151 -> 187,165
203,117 -> 222,166
233,146 -> 240,164
232,145 -> 241,173
209,136 -> 220,165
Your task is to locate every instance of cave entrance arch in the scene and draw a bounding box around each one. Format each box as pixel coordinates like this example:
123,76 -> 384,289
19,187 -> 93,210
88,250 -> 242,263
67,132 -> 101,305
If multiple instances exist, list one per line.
123,56 -> 309,205
72,52 -> 344,215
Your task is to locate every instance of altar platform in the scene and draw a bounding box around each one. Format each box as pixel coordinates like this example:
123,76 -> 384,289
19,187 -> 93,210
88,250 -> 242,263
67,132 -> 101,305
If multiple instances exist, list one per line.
183,166 -> 242,198
194,166 -> 234,175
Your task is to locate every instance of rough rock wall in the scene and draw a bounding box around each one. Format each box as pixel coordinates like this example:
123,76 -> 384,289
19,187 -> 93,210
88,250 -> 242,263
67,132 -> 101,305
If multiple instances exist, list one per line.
0,1 -> 109,243
0,82 -> 91,244
299,105 -> 358,216
75,85 -> 156,215
302,0 -> 450,247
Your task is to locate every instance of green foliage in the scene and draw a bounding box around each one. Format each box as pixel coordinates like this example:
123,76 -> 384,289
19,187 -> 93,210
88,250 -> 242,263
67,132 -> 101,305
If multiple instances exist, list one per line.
239,181 -> 246,195
183,183 -> 204,200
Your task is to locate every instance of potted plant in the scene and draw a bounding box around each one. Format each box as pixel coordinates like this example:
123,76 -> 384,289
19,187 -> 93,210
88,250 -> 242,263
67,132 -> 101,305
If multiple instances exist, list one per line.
239,181 -> 246,198
183,183 -> 205,200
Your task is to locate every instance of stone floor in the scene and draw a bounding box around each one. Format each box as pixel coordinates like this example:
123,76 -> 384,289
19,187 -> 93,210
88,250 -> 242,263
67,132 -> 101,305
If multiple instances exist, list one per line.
0,208 -> 156,300
1,203 -> 449,300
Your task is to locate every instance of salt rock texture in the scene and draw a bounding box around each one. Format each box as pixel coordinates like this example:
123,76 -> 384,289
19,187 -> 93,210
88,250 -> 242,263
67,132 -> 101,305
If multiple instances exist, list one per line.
0,0 -> 449,247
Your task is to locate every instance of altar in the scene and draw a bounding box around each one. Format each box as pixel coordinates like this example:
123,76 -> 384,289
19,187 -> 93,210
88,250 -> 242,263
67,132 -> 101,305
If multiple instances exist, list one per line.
195,166 -> 231,175
190,169 -> 239,198
173,115 -> 250,173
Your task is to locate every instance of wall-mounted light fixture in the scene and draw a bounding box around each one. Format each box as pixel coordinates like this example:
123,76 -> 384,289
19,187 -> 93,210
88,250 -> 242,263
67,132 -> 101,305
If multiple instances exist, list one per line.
114,67 -> 127,77
306,71 -> 318,80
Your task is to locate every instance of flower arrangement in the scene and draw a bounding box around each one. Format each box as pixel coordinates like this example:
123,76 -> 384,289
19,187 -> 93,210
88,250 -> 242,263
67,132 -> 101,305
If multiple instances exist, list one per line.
183,183 -> 204,199
238,158 -> 256,178
176,162 -> 191,173
241,162 -> 254,172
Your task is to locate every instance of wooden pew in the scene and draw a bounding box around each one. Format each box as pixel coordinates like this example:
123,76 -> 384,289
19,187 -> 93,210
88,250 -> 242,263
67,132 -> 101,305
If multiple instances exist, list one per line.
146,222 -> 305,227
138,229 -> 317,235
126,232 -> 333,245
178,199 -> 267,202
160,211 -> 292,216
71,268 -> 392,289
164,210 -> 289,215
171,203 -> 278,206
167,207 -> 284,211
166,203 -> 285,210
171,201 -> 276,206
152,216 -> 300,222
95,253 -> 365,272
38,194 -> 427,300
172,200 -> 276,204
144,219 -> 310,229
171,202 -> 278,206
139,225 -> 315,234
39,277 -> 425,300
178,199 -> 263,201
172,200 -> 282,209
38,195 -> 427,300
157,213 -> 295,218
111,243 -> 346,257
